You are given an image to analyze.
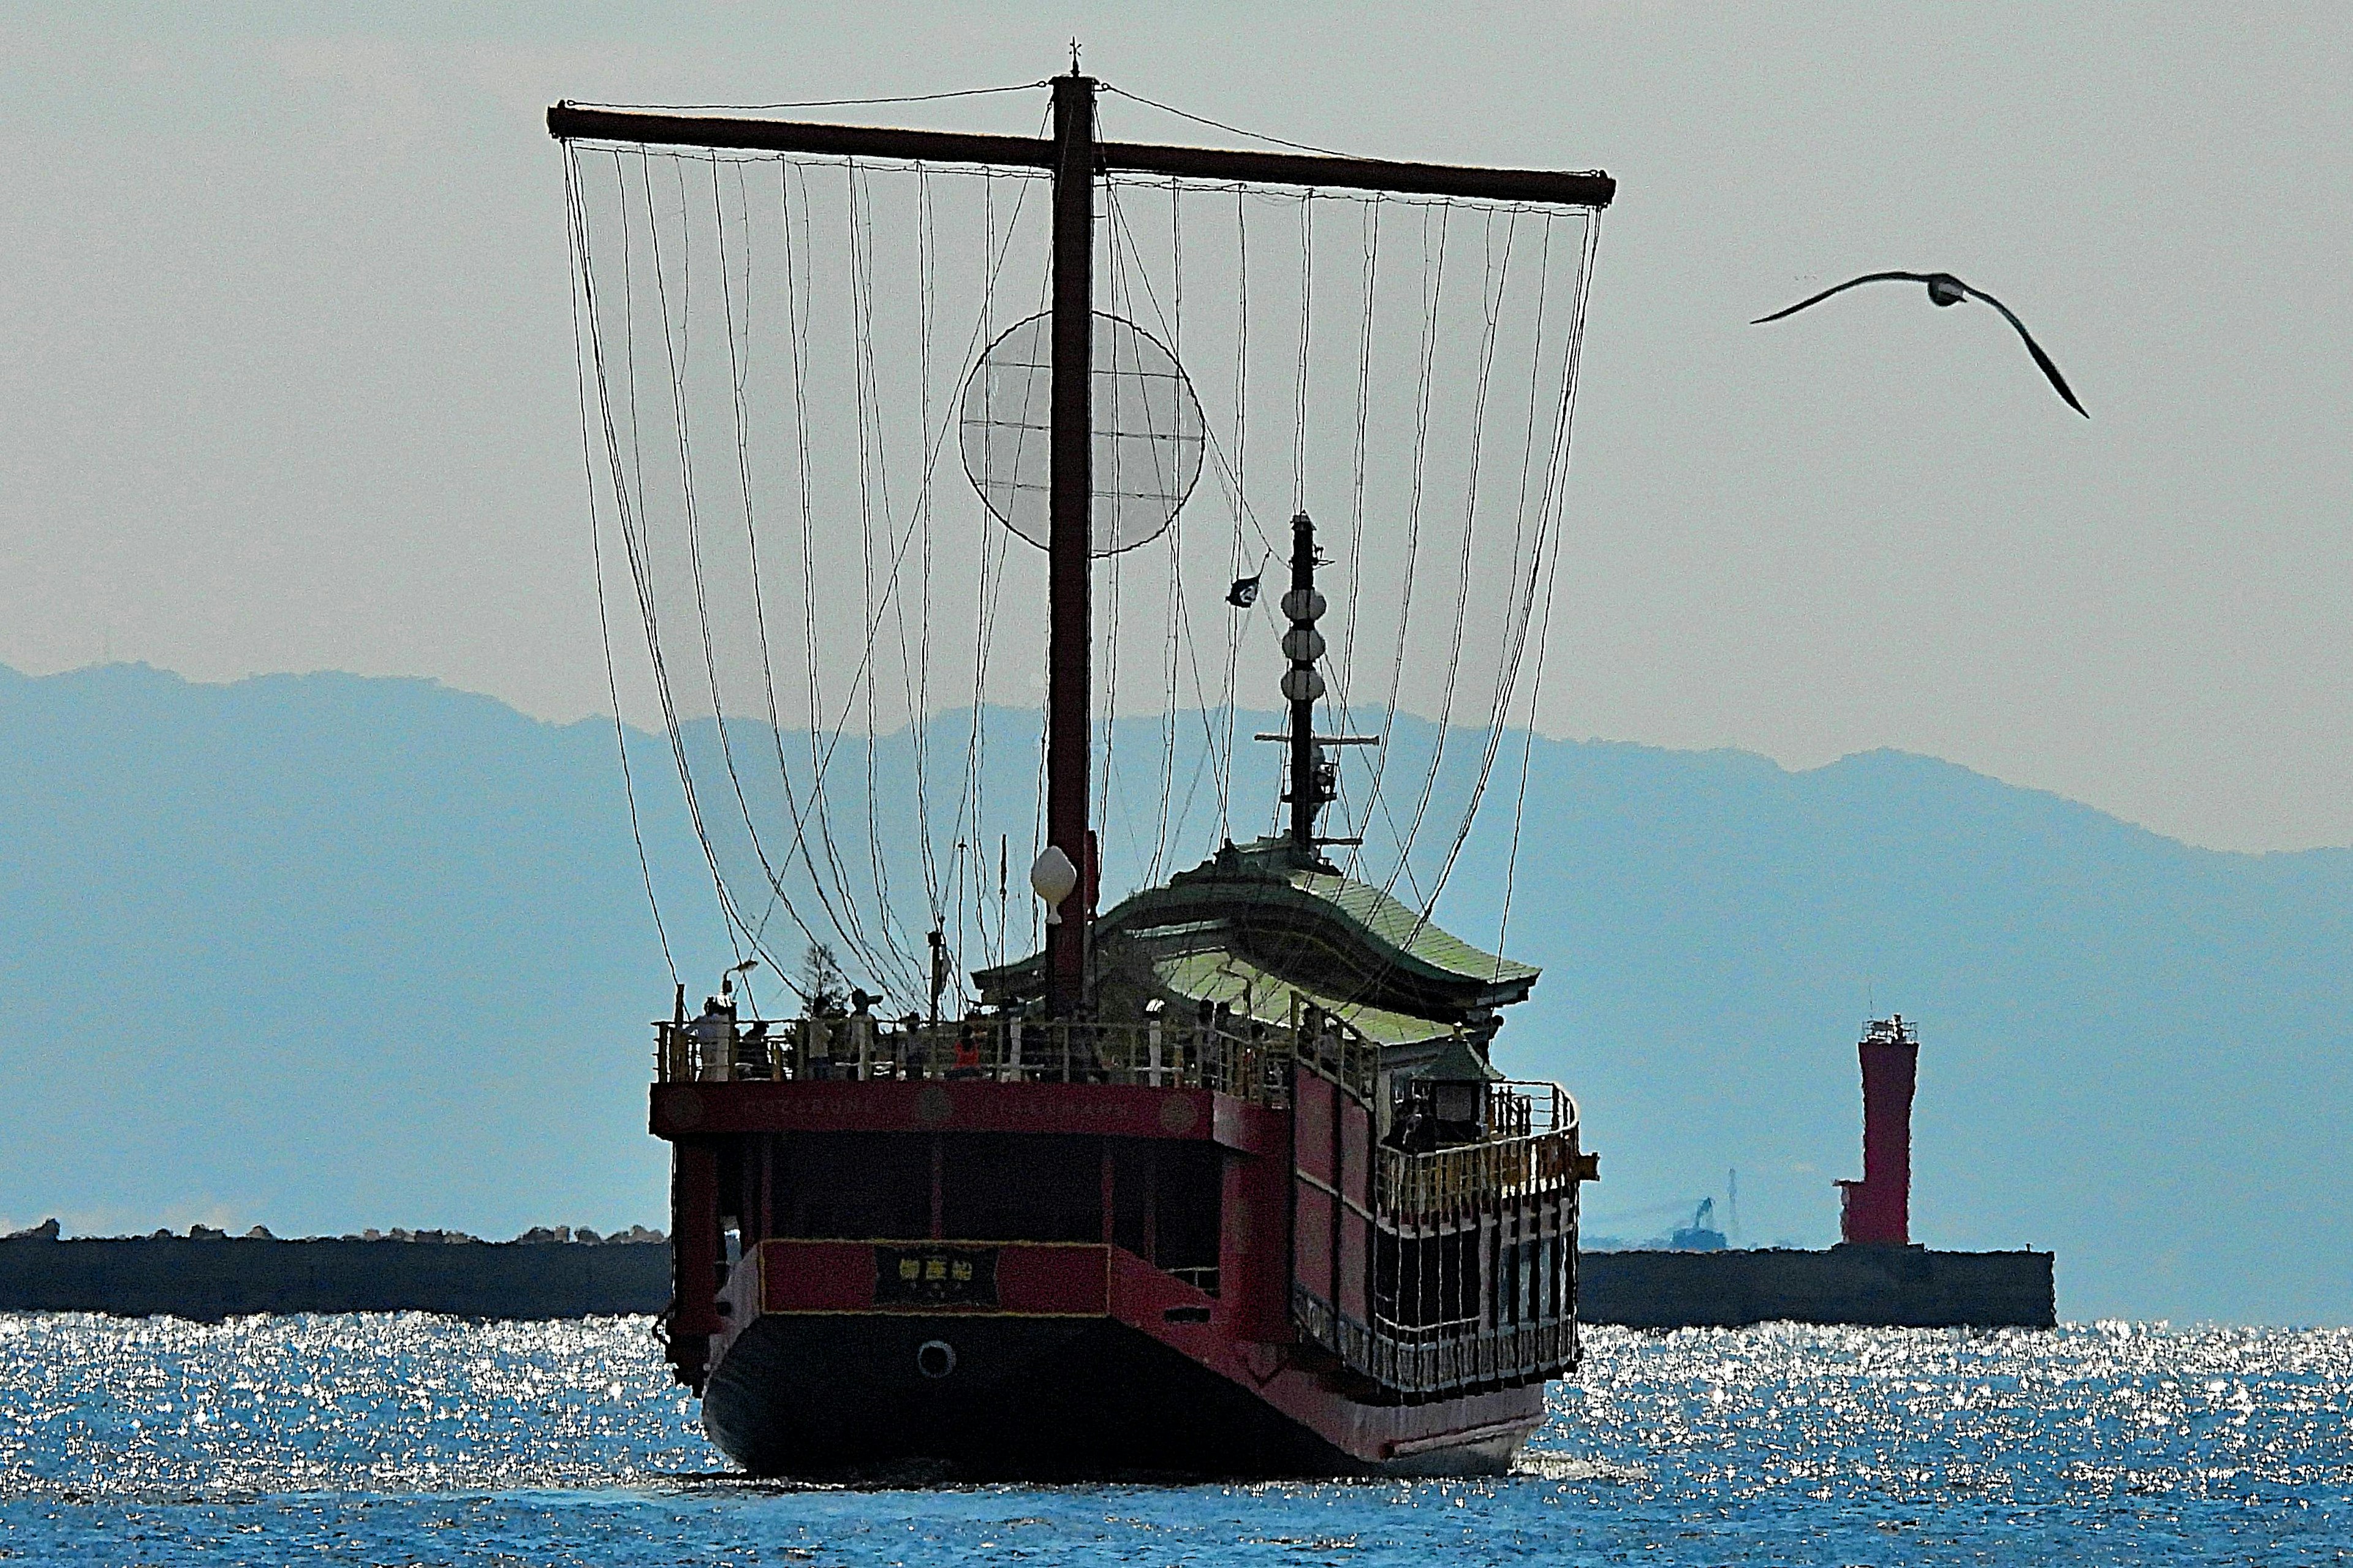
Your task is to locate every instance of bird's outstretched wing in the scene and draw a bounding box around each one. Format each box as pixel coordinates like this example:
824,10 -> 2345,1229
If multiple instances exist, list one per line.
1956,282 -> 2089,418
1751,271 -> 1936,324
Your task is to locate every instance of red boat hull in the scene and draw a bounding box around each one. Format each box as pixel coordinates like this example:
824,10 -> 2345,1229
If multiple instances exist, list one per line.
656,1056 -> 1585,1479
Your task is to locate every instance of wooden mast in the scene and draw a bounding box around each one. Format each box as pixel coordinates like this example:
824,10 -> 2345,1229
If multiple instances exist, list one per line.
1045,71 -> 1096,1013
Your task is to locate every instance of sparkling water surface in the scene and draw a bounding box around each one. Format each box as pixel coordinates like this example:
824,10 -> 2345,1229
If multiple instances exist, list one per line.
3,1314 -> 2349,1565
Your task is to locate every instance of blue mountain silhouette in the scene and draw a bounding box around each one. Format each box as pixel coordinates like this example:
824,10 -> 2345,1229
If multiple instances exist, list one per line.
1,662 -> 2344,1323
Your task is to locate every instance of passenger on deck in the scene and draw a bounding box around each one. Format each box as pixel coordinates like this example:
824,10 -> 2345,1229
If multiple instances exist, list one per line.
949,1019 -> 984,1078
736,1019 -> 773,1080
688,995 -> 735,1082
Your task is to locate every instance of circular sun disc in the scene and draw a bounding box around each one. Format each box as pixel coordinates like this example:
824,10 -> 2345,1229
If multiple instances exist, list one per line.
960,311 -> 1206,556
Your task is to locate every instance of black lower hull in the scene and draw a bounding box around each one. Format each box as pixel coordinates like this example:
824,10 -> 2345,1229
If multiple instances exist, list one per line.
704,1313 -> 1404,1480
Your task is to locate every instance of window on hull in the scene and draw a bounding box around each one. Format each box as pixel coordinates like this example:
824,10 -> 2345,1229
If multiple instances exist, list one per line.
773,1133 -> 931,1240
729,1131 -> 1224,1281
940,1134 -> 1101,1243
1110,1139 -> 1222,1290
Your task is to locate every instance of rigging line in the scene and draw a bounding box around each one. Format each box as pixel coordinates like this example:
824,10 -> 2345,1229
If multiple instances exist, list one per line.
567,149 -> 677,985
1414,215 -> 1570,952
687,156 -> 845,979
630,150 -> 751,968
808,163 -> 1055,1000
1098,184 -> 1177,895
1031,702 -> 1048,952
1105,189 -> 1245,792
1028,174 -> 1058,958
816,154 -> 1061,982
1335,195 -> 1380,768
651,151 -> 820,978
960,171 -> 999,972
912,162 -> 943,925
777,164 -> 910,998
1346,197 -> 1450,887
724,161 -> 853,964
615,154 -> 656,659
1099,186 -> 1283,560
846,162 -> 899,956
1099,548 -> 1129,871
1096,184 -> 1245,836
847,163 -> 926,992
1395,211 -> 1596,987
1097,81 -> 1361,160
709,153 -> 866,975
1449,213 -> 1561,831
1164,564 -> 1233,855
707,156 -> 836,963
596,150 -> 746,968
926,168 -> 1005,980
1379,204 -> 1517,916
1216,183 -> 1251,835
1496,212 -> 1559,681
1305,211 -> 1386,853
966,509 -> 1016,975
1097,191 -> 1281,558
571,78 -> 1052,113
952,170 -> 1004,977
777,159 -> 898,989
1096,200 -> 1127,858
855,162 -> 918,886
1148,509 -> 1184,883
1450,211 -> 1565,828
1150,174 -> 1187,884
777,148 -> 1049,990
713,162 -> 825,949
1497,215 -> 1602,968
847,160 -> 930,995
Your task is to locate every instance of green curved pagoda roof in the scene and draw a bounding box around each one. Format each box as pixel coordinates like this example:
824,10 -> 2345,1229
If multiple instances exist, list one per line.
973,838 -> 1539,1039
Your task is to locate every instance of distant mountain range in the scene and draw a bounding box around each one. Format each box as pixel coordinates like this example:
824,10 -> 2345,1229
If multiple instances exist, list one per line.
1,662 -> 2346,1324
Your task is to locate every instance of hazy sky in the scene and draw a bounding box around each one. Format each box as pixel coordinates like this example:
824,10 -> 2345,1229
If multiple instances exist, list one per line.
2,4 -> 2346,852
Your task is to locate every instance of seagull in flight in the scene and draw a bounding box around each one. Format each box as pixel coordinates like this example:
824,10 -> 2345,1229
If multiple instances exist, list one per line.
1754,271 -> 2088,417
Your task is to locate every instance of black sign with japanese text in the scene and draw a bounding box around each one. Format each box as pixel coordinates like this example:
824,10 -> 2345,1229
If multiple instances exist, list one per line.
873,1246 -> 999,1306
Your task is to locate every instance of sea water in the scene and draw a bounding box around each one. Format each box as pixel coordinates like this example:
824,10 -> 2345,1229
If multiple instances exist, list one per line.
2,1314 -> 2348,1566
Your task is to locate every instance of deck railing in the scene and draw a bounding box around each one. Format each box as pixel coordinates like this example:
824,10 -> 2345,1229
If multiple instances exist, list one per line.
656,1014 -> 1292,1107
1294,1285 -> 1580,1399
1374,1116 -> 1585,1221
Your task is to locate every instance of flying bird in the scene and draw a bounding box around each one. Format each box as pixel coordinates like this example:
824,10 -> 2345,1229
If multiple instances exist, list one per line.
1754,271 -> 2087,417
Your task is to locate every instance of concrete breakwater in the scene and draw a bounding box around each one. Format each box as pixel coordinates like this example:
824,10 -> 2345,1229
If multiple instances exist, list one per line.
0,1227 -> 2051,1328
0,1227 -> 670,1322
1579,1246 -> 2056,1329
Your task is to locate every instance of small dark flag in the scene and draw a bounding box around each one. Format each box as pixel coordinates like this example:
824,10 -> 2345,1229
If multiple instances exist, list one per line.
1226,574 -> 1261,608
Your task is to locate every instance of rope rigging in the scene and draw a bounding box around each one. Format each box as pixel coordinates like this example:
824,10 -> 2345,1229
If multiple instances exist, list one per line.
565,114 -> 1603,1018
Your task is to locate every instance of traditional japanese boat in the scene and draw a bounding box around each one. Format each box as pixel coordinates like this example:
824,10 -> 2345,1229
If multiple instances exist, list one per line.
551,67 -> 1613,1477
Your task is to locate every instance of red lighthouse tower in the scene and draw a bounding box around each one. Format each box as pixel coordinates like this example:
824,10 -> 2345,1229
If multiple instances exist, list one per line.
1836,1015 -> 1919,1246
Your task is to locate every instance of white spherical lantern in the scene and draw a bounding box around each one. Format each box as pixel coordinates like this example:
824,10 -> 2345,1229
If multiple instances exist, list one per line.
1029,845 -> 1079,924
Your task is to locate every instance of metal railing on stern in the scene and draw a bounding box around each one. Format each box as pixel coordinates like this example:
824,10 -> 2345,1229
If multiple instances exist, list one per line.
654,1014 -> 1292,1107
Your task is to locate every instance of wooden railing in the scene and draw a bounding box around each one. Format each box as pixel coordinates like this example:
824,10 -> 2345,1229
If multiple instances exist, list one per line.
1374,1120 -> 1586,1221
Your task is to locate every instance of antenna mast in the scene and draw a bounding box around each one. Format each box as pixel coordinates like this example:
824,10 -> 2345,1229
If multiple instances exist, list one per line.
1284,512 -> 1325,849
